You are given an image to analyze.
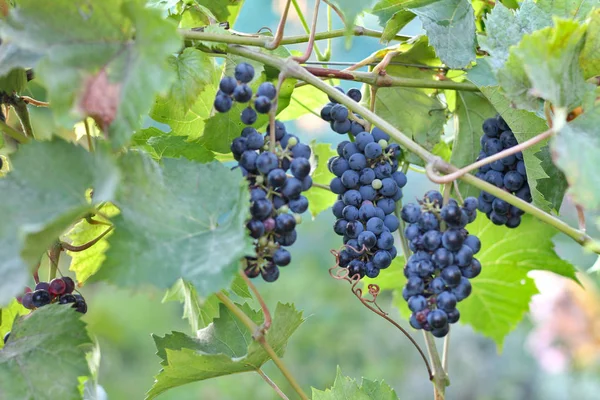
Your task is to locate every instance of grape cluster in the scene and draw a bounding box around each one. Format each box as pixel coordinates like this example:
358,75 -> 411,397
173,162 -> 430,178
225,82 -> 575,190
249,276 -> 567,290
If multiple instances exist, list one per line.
215,66 -> 312,282
213,62 -> 277,124
400,191 -> 481,338
17,277 -> 87,314
330,127 -> 407,279
475,116 -> 531,228
320,87 -> 366,135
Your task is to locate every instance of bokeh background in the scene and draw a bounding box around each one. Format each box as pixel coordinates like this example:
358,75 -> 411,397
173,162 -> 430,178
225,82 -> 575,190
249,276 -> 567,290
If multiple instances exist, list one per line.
26,1 -> 600,399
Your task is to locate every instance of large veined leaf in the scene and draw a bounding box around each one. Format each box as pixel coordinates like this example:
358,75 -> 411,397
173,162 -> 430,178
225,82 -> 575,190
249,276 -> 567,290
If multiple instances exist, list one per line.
468,62 -> 568,213
312,367 -> 398,400
536,0 -> 600,20
148,302 -> 304,399
0,0 -> 182,147
580,8 -> 600,79
451,91 -> 499,199
195,0 -> 245,25
0,300 -> 29,350
327,0 -> 378,34
305,143 -> 337,218
92,155 -> 254,296
130,127 -> 215,163
0,305 -> 91,399
367,213 -> 577,346
408,0 -> 477,69
0,140 -> 119,306
552,106 -> 600,211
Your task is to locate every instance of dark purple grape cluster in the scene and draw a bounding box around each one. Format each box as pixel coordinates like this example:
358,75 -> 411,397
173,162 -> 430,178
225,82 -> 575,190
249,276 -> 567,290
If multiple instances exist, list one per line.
320,87 -> 366,135
400,191 -> 481,338
475,115 -> 531,228
215,68 -> 311,282
329,127 -> 407,279
17,276 -> 87,314
213,62 -> 276,124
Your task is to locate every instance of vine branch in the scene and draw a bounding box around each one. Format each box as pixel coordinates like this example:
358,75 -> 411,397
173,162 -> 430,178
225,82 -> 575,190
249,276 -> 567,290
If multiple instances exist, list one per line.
256,368 -> 290,400
291,0 -> 325,60
240,271 -> 272,332
266,0 -> 292,50
423,332 -> 449,400
60,227 -> 113,252
215,292 -> 309,400
292,0 -> 320,64
0,118 -> 30,144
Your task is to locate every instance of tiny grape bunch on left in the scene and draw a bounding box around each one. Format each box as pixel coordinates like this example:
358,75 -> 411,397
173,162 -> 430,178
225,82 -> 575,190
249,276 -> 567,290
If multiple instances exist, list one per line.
215,63 -> 312,282
4,277 -> 87,345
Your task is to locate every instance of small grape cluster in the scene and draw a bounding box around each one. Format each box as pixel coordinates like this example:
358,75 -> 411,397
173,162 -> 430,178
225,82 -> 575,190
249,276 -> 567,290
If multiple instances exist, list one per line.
215,66 -> 312,283
476,115 -> 531,228
330,127 -> 407,279
18,277 -> 87,313
213,62 -> 277,124
320,86 -> 366,135
400,191 -> 481,338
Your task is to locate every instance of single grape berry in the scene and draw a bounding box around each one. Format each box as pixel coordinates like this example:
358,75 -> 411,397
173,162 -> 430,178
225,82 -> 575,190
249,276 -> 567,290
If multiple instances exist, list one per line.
235,62 -> 255,83
254,96 -> 272,114
257,82 -> 277,100
219,76 -> 237,95
49,278 -> 67,296
32,289 -> 51,308
214,94 -> 233,113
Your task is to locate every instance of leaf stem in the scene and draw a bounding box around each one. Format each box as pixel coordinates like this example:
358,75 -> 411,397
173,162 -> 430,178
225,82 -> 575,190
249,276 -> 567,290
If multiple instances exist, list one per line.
215,292 -> 310,400
292,0 -> 321,64
291,0 -> 325,60
322,0 -> 345,23
48,243 -> 62,281
423,332 -> 449,400
442,331 -> 450,372
240,271 -> 272,331
60,227 -> 113,252
266,0 -> 293,50
20,96 -> 49,107
256,368 -> 290,400
0,119 -> 30,144
84,118 -> 95,153
312,182 -> 331,191
12,96 -> 35,139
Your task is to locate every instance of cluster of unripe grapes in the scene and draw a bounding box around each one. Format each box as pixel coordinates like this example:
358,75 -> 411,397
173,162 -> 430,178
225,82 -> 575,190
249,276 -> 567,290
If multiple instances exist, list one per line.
400,191 -> 481,337
217,63 -> 312,282
476,116 -> 531,228
320,87 -> 365,135
4,277 -> 87,344
213,62 -> 277,123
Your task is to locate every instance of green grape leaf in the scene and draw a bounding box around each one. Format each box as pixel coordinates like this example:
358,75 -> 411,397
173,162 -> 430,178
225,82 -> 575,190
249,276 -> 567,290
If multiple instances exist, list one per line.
381,10 -> 416,43
148,302 -> 304,399
536,0 -> 600,20
165,48 -> 216,113
580,9 -> 600,79
162,279 -> 203,333
478,0 -> 552,71
0,300 -> 29,350
552,106 -> 600,210
93,155 -> 254,296
229,274 -> 252,299
408,0 -> 477,69
328,1 -> 374,34
0,140 -> 119,306
276,82 -> 336,122
0,41 -> 42,77
363,37 -> 446,166
468,64 -> 568,213
305,143 -> 337,218
369,214 -> 577,346
0,305 -> 91,399
66,203 -> 119,285
451,91 -> 499,199
194,0 -> 245,25
312,366 -> 398,400
0,0 -> 181,147
200,51 -> 295,153
371,0 -> 408,25
501,19 -> 594,111
195,24 -> 231,52
131,127 -> 215,162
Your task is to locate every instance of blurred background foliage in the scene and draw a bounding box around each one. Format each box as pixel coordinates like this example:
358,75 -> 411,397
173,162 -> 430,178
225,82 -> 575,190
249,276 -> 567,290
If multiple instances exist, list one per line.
19,0 -> 600,399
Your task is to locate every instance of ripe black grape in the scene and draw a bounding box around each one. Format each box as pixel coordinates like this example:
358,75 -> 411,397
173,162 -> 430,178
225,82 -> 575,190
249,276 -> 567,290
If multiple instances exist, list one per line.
476,115 -> 531,228
319,88 -> 369,135
16,277 -> 87,313
400,192 -> 482,337
235,62 -> 255,83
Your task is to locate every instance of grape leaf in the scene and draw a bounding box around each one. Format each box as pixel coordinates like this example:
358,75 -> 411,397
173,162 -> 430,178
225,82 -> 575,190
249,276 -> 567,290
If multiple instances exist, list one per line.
478,0 -> 552,71
0,0 -> 181,147
312,366 -> 398,400
305,143 -> 337,218
165,48 -> 216,113
130,127 -> 215,162
66,203 -> 119,285
552,106 -> 600,210
0,305 -> 91,399
371,0 -> 408,25
148,302 -> 304,399
195,0 -> 245,25
368,213 -> 577,346
93,155 -> 254,296
0,40 -> 42,77
468,63 -> 568,213
0,300 -> 28,350
0,140 -> 119,306
276,82 -> 336,122
451,91 -> 498,199
200,51 -> 295,153
162,279 -> 204,333
380,10 -> 416,43
408,0 -> 477,69
500,19 -> 594,111
580,9 -> 600,79
327,1 -> 376,33
363,37 -> 446,166
536,0 -> 600,20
